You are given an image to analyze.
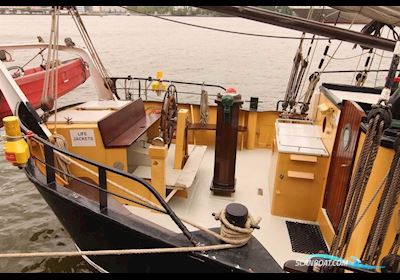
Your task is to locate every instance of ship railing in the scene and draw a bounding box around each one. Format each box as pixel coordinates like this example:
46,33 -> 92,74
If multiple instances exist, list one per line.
28,133 -> 197,245
110,76 -> 224,101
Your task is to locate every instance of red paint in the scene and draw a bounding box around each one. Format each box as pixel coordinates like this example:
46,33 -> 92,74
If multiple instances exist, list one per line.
5,152 -> 16,162
0,58 -> 90,121
226,87 -> 237,94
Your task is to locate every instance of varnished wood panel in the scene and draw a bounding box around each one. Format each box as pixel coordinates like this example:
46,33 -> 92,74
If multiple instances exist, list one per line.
323,100 -> 365,232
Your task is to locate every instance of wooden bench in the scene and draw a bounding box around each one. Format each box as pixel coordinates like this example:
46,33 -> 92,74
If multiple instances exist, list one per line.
98,98 -> 161,148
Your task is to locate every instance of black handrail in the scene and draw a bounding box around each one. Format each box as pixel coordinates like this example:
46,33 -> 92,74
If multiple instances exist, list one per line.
32,154 -> 166,213
30,134 -> 198,245
110,76 -> 226,101
112,76 -> 226,91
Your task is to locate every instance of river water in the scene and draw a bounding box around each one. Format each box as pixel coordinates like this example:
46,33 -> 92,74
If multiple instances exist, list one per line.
0,14 -> 394,272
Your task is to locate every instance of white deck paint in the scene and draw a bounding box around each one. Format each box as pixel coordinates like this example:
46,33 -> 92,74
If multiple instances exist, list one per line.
47,100 -> 132,124
125,147 -> 319,268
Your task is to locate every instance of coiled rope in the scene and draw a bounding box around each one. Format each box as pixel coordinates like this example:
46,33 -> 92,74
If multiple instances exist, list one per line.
199,85 -> 209,126
213,210 -> 261,245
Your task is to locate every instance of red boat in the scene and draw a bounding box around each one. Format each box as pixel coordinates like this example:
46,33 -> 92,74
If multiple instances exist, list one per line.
0,58 -> 90,122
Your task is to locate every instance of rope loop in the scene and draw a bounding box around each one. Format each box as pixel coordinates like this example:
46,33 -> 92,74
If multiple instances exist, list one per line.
213,209 -> 261,246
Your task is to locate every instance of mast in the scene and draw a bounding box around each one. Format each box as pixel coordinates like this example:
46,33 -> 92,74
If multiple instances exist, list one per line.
196,6 -> 396,52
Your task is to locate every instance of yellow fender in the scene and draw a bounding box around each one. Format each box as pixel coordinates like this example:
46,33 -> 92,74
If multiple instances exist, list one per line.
151,71 -> 167,95
2,116 -> 30,166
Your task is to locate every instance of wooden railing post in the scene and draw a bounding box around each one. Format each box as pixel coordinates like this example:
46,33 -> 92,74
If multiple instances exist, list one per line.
148,144 -> 168,205
247,111 -> 258,149
174,109 -> 189,169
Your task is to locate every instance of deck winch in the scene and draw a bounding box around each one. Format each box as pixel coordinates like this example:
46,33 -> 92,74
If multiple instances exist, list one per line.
2,116 -> 30,167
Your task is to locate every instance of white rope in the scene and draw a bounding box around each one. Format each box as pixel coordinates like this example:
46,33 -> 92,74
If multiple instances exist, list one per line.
0,208 -> 260,259
213,210 -> 261,245
0,244 -> 239,259
199,87 -> 209,126
53,7 -> 60,134
50,134 -> 71,182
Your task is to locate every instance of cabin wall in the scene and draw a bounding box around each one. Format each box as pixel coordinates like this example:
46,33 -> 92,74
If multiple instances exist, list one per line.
45,123 -> 152,205
144,101 -> 280,149
314,93 -> 342,244
314,94 -> 341,153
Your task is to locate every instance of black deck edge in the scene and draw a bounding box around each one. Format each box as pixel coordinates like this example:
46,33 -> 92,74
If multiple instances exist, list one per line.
321,83 -> 382,95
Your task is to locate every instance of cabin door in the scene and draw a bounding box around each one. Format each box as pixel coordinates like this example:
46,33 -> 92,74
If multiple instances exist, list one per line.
323,100 -> 365,232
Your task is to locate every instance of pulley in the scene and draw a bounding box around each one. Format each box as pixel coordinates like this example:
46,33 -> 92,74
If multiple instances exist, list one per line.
367,102 -> 392,130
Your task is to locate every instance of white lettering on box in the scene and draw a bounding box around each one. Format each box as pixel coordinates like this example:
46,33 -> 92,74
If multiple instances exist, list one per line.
70,129 -> 96,147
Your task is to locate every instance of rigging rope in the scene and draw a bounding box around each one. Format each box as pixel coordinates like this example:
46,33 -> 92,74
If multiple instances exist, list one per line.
361,140 -> 400,265
281,8 -> 317,112
68,7 -> 115,97
297,7 -> 327,105
50,134 -> 71,183
375,29 -> 392,87
119,6 -> 330,41
329,107 -> 389,267
40,6 -> 61,136
327,51 -> 369,60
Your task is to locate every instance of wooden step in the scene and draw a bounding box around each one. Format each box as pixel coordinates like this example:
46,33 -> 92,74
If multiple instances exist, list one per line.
132,144 -> 207,189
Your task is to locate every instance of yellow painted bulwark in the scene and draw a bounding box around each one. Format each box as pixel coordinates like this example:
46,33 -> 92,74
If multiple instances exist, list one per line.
44,123 -> 151,206
143,101 -> 280,149
317,208 -> 335,247
246,111 -> 257,149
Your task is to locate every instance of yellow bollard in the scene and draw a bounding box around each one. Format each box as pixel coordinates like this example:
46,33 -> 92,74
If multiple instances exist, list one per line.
2,116 -> 30,166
